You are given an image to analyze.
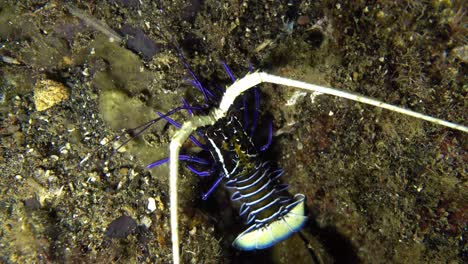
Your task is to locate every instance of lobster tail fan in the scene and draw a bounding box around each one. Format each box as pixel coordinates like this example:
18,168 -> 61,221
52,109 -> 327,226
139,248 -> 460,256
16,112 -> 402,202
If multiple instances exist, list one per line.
233,194 -> 308,250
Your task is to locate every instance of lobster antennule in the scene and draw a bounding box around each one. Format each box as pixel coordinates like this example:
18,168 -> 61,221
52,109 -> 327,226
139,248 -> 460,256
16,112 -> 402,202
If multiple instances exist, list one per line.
232,194 -> 308,250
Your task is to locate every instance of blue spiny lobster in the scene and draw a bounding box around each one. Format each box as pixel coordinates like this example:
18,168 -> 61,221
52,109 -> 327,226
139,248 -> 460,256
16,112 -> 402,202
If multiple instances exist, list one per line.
144,58 -> 308,250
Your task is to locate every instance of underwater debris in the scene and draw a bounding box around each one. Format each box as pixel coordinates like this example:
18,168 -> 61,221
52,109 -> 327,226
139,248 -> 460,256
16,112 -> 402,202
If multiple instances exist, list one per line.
65,4 -> 122,43
0,55 -> 21,65
119,24 -> 161,60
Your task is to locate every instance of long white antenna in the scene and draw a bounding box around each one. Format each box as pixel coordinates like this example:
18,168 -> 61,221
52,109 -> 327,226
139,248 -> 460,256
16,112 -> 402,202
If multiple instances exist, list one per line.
257,72 -> 467,133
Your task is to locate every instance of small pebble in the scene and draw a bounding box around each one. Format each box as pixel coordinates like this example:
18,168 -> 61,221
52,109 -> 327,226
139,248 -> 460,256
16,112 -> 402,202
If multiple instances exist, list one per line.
140,216 -> 152,228
105,215 -> 137,238
34,79 -> 70,111
147,197 -> 156,212
297,15 -> 310,25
